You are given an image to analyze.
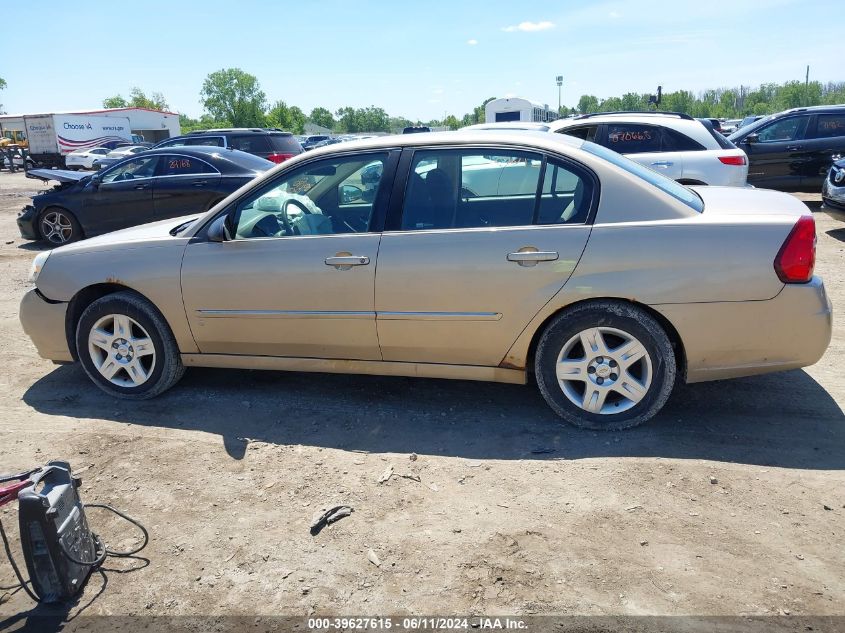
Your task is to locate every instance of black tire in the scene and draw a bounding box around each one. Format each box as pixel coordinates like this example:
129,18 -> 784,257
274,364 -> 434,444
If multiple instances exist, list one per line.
535,301 -> 676,430
37,206 -> 82,245
75,291 -> 185,400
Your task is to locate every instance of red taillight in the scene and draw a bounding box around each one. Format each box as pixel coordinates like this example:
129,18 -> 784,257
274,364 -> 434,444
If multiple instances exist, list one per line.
774,215 -> 816,283
718,155 -> 747,166
267,152 -> 295,164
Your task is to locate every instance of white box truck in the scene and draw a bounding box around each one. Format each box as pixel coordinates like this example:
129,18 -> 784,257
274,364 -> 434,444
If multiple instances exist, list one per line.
24,114 -> 132,168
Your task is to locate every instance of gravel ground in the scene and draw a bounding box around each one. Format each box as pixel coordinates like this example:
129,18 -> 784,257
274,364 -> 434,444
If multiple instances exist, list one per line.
0,172 -> 842,621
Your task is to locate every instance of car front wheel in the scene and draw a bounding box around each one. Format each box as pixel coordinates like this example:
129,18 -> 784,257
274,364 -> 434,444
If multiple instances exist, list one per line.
535,301 -> 677,430
76,291 -> 185,399
38,207 -> 82,245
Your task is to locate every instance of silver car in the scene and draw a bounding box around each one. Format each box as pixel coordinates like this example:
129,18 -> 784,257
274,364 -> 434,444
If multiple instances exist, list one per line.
20,132 -> 832,430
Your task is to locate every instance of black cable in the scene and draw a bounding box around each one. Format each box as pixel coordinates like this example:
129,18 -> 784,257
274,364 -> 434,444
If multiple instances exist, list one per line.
0,468 -> 40,485
58,504 -> 148,565
0,517 -> 39,603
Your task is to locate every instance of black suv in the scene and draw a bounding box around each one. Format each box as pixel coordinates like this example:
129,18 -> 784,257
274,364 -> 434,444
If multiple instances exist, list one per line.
728,105 -> 845,190
154,128 -> 302,164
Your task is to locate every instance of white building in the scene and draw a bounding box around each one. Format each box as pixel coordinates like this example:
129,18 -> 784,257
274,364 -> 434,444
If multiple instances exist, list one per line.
0,107 -> 181,144
485,97 -> 559,124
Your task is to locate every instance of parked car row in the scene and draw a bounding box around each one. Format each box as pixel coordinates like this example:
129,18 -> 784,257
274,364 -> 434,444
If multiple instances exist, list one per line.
18,130 -> 831,430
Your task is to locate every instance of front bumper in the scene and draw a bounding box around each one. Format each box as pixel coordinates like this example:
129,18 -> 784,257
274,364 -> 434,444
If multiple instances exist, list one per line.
821,176 -> 845,210
655,276 -> 833,383
17,205 -> 38,240
20,288 -> 73,362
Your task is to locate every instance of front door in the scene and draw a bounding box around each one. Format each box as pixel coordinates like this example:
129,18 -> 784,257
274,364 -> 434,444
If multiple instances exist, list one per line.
82,155 -> 159,235
375,147 -> 593,366
742,115 -> 810,189
180,150 -> 395,359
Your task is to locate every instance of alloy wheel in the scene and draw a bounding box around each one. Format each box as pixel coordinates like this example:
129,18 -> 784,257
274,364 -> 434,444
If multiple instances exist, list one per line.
40,210 -> 74,244
87,314 -> 156,387
555,326 -> 653,415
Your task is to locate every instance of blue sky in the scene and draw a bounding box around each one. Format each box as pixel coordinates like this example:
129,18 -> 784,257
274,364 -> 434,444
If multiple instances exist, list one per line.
2,0 -> 841,121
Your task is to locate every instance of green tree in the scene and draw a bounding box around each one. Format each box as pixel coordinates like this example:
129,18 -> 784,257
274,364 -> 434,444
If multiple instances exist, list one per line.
103,95 -> 128,108
267,100 -> 306,133
308,107 -> 335,129
0,76 -> 8,113
200,68 -> 267,127
443,115 -> 461,130
576,94 -> 600,114
103,87 -> 169,110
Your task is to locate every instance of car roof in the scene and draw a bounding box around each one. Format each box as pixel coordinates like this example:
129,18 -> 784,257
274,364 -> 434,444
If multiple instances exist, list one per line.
186,128 -> 293,135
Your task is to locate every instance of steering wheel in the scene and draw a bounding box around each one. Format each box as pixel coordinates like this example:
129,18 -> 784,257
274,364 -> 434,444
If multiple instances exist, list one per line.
278,198 -> 312,234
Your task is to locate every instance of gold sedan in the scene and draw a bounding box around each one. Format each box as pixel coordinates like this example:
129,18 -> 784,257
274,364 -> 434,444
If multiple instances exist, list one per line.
20,132 -> 832,429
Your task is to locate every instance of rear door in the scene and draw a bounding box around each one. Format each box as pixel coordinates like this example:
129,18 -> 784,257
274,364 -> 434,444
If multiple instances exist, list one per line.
152,153 -> 221,220
740,115 -> 810,189
82,155 -> 159,235
374,147 -> 594,366
801,112 -> 845,189
603,123 -> 684,181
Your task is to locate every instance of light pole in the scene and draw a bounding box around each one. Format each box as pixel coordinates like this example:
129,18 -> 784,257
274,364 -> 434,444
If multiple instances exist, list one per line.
556,75 -> 563,114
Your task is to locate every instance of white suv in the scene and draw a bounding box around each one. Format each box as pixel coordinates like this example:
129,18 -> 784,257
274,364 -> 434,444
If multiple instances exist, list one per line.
549,112 -> 749,187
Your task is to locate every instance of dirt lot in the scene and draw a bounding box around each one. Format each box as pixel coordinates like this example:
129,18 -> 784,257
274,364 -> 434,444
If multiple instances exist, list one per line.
0,171 -> 843,621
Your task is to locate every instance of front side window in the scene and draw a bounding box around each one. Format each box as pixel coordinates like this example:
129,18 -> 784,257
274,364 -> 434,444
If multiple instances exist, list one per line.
605,124 -> 662,154
100,156 -> 159,183
756,117 -> 808,143
814,114 -> 845,139
156,155 -> 217,176
232,152 -> 389,239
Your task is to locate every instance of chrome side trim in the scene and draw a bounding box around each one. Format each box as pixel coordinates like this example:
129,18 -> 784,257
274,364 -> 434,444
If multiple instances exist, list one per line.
197,309 -> 374,319
196,310 -> 502,321
181,353 -> 526,385
377,311 -> 503,321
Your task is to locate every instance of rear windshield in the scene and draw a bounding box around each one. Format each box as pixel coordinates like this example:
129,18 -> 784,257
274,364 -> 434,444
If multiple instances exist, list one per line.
699,120 -> 738,150
269,134 -> 303,153
583,142 -> 704,212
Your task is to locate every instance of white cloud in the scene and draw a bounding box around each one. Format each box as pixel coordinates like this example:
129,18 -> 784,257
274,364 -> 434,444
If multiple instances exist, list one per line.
609,10 -> 621,18
432,88 -> 444,95
502,20 -> 555,32
467,38 -> 478,45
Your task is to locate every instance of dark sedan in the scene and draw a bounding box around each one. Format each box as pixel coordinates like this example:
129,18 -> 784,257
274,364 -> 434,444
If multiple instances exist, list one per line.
18,147 -> 272,245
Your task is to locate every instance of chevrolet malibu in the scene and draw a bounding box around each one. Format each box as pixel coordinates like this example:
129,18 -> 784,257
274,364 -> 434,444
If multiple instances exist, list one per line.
19,132 -> 832,430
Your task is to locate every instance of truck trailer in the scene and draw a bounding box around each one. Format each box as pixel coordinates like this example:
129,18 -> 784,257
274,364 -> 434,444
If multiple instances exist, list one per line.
24,113 -> 133,168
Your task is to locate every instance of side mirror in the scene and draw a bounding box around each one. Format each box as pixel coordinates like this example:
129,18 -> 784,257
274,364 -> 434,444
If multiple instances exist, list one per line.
745,133 -> 758,144
89,173 -> 101,188
207,215 -> 232,242
340,184 -> 363,204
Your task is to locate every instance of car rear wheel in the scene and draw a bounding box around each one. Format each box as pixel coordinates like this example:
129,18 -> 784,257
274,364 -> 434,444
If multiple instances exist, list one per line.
535,301 -> 676,430
38,207 -> 82,245
76,291 -> 185,399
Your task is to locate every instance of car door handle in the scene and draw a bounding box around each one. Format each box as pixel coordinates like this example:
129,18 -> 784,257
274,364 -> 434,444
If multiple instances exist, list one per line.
191,180 -> 208,187
325,255 -> 370,269
786,145 -> 803,151
650,161 -> 673,168
507,250 -> 559,267
134,184 -> 149,190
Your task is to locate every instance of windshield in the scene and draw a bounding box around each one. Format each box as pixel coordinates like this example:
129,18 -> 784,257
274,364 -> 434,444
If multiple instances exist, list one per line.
582,142 -> 704,212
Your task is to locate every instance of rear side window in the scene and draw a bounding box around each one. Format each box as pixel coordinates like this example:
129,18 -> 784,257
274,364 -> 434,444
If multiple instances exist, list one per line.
229,135 -> 272,153
562,125 -> 599,142
185,136 -> 225,147
605,124 -> 661,154
400,149 -> 592,230
269,134 -> 303,153
813,114 -> 845,139
157,155 -> 218,176
662,128 -> 706,151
